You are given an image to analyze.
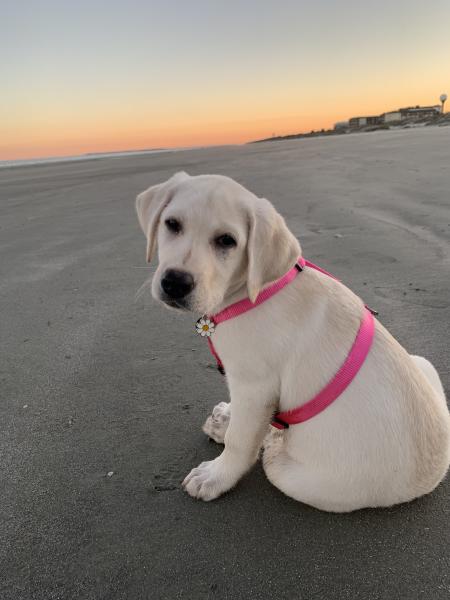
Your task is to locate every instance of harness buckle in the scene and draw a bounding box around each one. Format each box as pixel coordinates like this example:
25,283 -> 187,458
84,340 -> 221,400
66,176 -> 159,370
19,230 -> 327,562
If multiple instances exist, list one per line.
271,415 -> 290,429
365,304 -> 379,316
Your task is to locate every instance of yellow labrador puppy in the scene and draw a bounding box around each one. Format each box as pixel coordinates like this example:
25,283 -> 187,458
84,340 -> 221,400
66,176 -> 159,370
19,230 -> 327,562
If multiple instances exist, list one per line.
136,171 -> 450,512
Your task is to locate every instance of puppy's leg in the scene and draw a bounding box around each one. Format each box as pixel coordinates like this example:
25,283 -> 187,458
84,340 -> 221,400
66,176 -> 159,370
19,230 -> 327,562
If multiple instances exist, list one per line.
263,443 -> 369,513
262,427 -> 284,458
202,402 -> 231,444
183,379 -> 275,501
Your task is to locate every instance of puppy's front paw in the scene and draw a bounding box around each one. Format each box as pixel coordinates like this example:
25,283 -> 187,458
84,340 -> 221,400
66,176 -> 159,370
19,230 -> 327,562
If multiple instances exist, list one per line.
202,402 -> 231,444
182,458 -> 234,501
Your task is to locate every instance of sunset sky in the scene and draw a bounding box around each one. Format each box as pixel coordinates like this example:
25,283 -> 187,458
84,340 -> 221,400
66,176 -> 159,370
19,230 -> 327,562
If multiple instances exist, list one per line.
2,0 -> 449,160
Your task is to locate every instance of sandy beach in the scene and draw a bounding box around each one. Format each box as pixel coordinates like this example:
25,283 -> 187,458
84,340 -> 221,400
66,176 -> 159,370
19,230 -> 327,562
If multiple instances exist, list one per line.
1,127 -> 449,599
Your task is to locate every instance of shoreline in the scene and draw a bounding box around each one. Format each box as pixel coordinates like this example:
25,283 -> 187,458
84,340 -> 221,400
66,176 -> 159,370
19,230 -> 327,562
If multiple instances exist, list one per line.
3,120 -> 449,172
0,147 -> 180,170
0,143 -> 228,170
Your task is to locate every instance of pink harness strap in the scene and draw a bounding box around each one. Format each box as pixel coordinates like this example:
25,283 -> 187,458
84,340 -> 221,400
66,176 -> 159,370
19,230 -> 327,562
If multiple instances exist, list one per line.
272,307 -> 374,429
213,256 -> 307,325
207,337 -> 225,375
205,258 -> 376,428
207,258 -> 307,374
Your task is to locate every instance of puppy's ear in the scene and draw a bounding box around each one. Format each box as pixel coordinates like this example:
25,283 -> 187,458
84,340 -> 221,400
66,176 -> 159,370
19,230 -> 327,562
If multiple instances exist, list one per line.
136,171 -> 189,262
247,198 -> 301,302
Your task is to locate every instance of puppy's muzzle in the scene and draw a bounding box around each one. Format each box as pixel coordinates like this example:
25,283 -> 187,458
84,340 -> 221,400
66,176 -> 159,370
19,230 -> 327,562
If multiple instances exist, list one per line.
161,269 -> 195,301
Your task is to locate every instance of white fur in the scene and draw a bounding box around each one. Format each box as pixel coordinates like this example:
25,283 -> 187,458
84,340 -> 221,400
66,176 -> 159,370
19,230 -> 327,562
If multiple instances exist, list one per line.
136,172 -> 450,511
202,401 -> 230,444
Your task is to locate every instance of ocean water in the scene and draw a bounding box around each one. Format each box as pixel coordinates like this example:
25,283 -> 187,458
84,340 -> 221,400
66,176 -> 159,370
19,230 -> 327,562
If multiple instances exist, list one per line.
0,147 -> 183,169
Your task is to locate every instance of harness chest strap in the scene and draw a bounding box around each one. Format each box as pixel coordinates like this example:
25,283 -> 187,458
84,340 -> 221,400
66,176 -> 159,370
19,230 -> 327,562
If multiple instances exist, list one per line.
272,307 -> 374,429
200,258 -> 376,428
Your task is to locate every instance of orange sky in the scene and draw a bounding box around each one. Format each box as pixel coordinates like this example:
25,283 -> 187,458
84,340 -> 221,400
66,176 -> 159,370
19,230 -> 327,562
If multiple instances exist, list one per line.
2,1 -> 449,161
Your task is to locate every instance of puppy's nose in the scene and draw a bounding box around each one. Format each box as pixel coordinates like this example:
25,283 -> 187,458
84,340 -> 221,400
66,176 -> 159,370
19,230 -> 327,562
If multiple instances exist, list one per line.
161,269 -> 195,299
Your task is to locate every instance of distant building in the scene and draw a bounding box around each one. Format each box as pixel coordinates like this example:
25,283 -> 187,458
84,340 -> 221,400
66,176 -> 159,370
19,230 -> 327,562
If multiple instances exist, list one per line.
382,111 -> 401,123
399,105 -> 441,120
349,116 -> 381,128
381,105 -> 441,123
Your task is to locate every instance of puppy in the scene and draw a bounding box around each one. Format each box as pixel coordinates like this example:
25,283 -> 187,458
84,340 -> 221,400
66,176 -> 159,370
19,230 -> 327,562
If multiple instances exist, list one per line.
136,171 -> 450,512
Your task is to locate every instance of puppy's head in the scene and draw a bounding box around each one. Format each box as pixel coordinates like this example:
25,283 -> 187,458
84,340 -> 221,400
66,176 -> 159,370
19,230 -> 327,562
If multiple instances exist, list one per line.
136,172 -> 300,315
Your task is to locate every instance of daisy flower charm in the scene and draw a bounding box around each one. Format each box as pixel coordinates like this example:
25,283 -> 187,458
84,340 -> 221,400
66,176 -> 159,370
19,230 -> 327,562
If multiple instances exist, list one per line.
196,317 -> 215,337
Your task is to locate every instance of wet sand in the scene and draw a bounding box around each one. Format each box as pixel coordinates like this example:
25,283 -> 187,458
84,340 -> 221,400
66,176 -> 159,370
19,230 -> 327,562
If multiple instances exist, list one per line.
1,127 -> 449,599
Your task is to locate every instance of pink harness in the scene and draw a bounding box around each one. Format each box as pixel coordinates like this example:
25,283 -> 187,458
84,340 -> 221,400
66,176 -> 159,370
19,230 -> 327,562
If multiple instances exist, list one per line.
203,257 -> 376,429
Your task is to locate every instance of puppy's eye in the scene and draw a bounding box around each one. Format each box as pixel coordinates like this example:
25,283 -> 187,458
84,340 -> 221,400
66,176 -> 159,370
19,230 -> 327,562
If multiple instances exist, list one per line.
215,234 -> 237,249
165,218 -> 182,234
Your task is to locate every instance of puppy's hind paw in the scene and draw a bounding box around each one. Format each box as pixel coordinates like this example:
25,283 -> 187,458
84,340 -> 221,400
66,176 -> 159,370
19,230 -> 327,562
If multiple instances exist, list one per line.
202,402 -> 230,444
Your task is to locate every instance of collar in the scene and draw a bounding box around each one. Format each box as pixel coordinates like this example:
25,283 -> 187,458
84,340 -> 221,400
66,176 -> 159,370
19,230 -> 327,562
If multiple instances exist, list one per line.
210,256 -> 307,326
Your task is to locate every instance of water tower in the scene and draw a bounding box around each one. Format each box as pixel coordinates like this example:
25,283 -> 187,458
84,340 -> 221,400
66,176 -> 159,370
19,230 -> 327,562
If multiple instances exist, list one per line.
440,93 -> 447,114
